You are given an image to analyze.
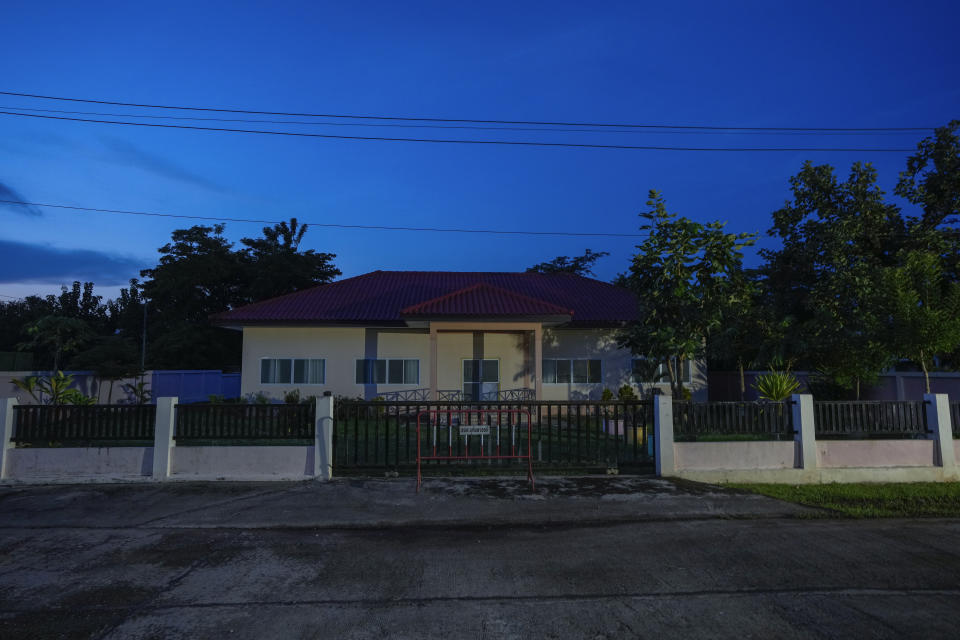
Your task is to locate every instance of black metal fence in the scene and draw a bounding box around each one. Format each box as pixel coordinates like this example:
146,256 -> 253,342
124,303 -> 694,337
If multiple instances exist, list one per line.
950,403 -> 960,439
175,403 -> 315,442
814,401 -> 928,438
12,404 -> 156,445
333,400 -> 654,471
673,401 -> 793,441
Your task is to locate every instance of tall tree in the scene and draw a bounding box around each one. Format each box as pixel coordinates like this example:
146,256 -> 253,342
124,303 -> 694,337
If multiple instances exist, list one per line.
619,190 -> 756,396
884,249 -> 960,393
239,218 -> 340,303
137,224 -> 246,369
527,249 -> 610,277
761,162 -> 904,397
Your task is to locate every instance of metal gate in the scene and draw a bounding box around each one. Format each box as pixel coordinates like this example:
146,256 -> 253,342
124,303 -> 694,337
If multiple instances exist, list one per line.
333,400 -> 654,474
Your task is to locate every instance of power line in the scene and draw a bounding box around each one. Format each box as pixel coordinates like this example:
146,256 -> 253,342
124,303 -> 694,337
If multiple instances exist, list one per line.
0,105 -> 923,136
0,90 -> 935,131
0,199 -> 654,238
0,111 -> 918,152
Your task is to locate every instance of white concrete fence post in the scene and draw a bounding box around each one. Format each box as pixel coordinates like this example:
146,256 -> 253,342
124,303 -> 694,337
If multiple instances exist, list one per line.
791,394 -> 816,470
152,396 -> 177,480
924,393 -> 956,471
0,398 -> 17,480
654,394 -> 674,476
315,392 -> 334,481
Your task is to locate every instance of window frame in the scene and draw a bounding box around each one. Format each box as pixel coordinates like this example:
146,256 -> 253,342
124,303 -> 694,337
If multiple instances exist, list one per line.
355,358 -> 421,385
259,357 -> 326,385
542,358 -> 603,384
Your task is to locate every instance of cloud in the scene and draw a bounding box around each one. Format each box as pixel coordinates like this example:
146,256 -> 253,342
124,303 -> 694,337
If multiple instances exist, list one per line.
0,181 -> 42,216
0,239 -> 146,285
101,137 -> 226,193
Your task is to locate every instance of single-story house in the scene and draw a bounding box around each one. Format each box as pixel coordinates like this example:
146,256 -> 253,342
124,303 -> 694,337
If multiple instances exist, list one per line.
212,271 -> 706,401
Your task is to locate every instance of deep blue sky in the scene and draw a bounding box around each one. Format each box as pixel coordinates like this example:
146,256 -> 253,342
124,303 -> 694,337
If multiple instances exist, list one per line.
1,0 -> 958,301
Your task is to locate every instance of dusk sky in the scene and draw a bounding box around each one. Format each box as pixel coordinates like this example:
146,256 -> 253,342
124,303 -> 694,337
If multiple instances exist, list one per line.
1,0 -> 958,302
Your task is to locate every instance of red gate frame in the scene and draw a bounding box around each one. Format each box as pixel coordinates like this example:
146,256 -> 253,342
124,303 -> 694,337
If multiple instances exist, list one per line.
416,409 -> 534,492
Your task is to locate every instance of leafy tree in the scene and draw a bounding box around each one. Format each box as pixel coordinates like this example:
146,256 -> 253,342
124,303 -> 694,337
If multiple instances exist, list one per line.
70,335 -> 141,403
527,249 -> 610,277
137,224 -> 246,369
619,190 -> 756,396
761,162 -> 904,397
896,120 -> 960,230
883,249 -> 960,393
18,315 -> 93,370
240,218 -> 340,303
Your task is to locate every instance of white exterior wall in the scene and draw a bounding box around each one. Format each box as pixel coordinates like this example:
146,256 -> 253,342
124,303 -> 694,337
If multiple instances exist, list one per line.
241,326 -> 706,400
541,329 -> 707,401
435,331 -> 529,394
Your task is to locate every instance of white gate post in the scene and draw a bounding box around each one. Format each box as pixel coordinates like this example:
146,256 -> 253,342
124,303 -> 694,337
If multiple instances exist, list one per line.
0,398 -> 17,480
791,394 -> 816,470
315,392 -> 334,481
924,393 -> 956,470
654,394 -> 674,476
152,397 -> 177,480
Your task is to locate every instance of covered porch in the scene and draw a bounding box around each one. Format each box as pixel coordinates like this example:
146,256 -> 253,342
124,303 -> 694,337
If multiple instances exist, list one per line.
376,321 -> 546,402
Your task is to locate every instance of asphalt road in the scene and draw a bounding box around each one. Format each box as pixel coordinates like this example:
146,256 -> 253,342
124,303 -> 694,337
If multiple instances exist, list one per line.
1,479 -> 958,639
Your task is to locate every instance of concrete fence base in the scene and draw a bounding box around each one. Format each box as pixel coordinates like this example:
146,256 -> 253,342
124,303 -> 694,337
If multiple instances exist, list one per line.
654,393 -> 960,484
0,393 -> 335,485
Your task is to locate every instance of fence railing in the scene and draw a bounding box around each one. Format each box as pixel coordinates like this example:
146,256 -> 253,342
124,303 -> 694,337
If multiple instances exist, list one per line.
950,403 -> 960,439
175,403 -> 315,441
376,389 -> 432,402
814,401 -> 928,438
672,401 -> 793,440
12,404 -> 156,444
333,400 -> 654,470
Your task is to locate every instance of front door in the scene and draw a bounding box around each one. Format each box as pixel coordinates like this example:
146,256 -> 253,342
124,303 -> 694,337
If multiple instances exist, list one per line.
463,359 -> 499,400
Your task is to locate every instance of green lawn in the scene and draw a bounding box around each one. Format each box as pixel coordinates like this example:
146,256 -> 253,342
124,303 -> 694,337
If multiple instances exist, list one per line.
730,482 -> 960,518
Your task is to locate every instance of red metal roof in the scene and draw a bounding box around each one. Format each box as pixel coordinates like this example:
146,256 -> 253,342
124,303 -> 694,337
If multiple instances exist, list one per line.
212,271 -> 638,327
400,283 -> 574,318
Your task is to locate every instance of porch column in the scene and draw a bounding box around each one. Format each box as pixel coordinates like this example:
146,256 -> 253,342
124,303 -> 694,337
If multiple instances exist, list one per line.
429,324 -> 439,400
533,325 -> 543,400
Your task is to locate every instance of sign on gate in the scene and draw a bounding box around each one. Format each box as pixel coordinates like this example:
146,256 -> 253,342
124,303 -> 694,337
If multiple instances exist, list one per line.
416,409 -> 534,492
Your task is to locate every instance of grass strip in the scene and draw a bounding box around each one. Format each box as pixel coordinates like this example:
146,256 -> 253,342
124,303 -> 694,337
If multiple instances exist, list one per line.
730,482 -> 960,518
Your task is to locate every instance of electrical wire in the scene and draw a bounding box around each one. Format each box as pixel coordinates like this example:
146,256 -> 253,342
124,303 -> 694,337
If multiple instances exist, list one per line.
0,199 -> 655,238
0,111 -> 918,152
0,90 -> 935,131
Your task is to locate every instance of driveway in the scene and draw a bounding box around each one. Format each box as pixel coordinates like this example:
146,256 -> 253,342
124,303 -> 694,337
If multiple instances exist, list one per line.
1,477 -> 958,639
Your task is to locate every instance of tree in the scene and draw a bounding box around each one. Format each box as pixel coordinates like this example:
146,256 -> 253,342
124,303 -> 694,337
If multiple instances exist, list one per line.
240,218 -> 340,303
18,315 -> 93,371
137,224 -> 246,369
70,335 -> 141,403
761,162 -> 904,397
619,190 -> 756,396
527,249 -> 610,277
884,249 -> 960,393
706,269 -> 789,400
896,120 -> 960,230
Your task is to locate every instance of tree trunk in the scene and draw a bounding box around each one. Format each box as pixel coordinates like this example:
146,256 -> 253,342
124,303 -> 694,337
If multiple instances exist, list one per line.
855,377 -> 860,400
738,357 -> 745,401
666,358 -> 678,397
108,379 -> 115,404
920,350 -> 930,394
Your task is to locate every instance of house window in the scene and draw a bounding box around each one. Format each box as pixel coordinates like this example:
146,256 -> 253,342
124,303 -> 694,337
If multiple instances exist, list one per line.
631,357 -> 692,383
542,359 -> 602,384
261,358 -> 325,384
356,359 -> 420,385
463,359 -> 499,400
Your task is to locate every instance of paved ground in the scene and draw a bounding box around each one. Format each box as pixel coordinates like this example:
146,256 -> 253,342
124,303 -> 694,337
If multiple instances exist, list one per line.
0,477 -> 958,639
